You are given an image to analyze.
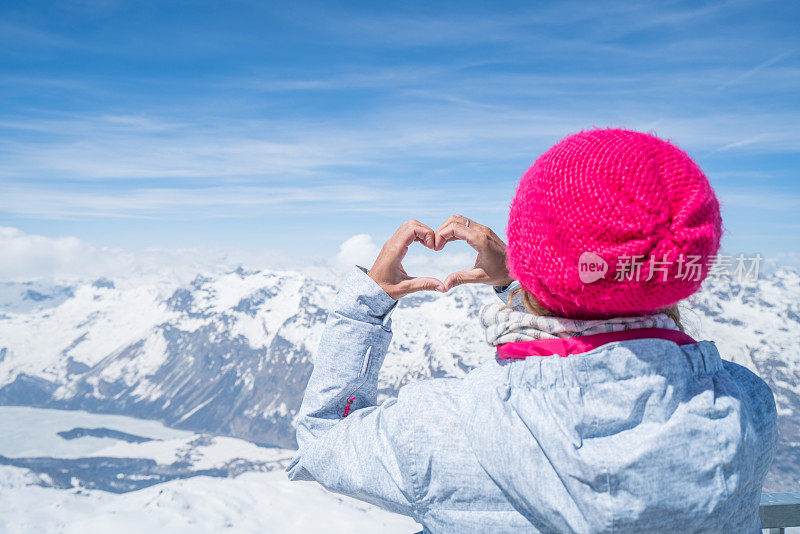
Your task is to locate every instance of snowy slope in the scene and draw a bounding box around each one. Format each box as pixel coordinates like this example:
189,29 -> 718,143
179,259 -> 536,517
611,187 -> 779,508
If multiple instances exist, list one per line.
0,266 -> 798,491
0,468 -> 418,534
0,406 -> 192,458
0,406 -> 420,533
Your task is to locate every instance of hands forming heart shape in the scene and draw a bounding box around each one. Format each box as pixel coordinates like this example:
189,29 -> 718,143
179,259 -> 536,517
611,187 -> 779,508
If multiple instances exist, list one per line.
367,215 -> 514,300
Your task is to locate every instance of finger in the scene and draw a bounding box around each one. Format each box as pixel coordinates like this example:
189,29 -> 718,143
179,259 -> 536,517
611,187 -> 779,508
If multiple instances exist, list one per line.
435,214 -> 467,233
396,276 -> 445,297
435,215 -> 467,250
435,220 -> 478,250
436,215 -> 488,235
444,268 -> 487,290
396,220 -> 436,251
412,225 -> 437,250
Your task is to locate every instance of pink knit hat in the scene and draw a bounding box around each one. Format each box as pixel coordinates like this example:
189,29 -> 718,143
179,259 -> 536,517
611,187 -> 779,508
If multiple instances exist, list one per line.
506,128 -> 722,319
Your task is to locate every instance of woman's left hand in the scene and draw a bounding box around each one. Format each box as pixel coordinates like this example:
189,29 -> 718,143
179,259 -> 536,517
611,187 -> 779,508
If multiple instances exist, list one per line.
368,219 -> 446,300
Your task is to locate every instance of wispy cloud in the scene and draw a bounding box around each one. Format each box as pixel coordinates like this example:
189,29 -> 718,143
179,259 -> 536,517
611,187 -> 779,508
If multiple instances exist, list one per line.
2,106 -> 798,186
719,191 -> 800,211
298,0 -> 773,65
0,0 -> 797,260
718,50 -> 795,90
702,134 -> 769,156
0,20 -> 76,51
0,181 -> 511,220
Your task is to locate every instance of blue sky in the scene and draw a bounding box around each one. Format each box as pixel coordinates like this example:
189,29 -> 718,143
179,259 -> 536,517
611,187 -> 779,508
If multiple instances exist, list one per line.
0,0 -> 798,274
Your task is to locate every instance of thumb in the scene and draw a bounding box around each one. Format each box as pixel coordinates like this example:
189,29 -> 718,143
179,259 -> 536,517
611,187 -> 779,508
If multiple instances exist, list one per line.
396,277 -> 445,297
444,268 -> 485,291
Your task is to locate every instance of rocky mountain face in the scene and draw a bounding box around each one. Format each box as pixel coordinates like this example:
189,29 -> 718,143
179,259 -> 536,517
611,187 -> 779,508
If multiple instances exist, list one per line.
0,266 -> 798,490
0,268 -> 331,449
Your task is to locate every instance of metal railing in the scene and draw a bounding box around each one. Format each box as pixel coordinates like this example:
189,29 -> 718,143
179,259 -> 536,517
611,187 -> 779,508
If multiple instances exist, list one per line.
761,492 -> 800,533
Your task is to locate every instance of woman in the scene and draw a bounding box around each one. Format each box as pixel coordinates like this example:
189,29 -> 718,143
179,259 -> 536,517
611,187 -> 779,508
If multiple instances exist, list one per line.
287,128 -> 777,533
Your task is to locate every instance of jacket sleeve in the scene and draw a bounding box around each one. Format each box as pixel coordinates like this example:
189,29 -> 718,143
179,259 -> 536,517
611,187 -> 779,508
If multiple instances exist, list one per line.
286,265 -> 420,517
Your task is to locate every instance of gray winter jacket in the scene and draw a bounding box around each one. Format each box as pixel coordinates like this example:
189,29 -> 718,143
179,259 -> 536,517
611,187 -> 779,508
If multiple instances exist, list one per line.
287,266 -> 778,533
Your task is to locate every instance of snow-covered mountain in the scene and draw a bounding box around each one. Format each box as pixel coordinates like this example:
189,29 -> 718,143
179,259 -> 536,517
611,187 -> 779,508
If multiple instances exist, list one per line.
0,266 -> 798,491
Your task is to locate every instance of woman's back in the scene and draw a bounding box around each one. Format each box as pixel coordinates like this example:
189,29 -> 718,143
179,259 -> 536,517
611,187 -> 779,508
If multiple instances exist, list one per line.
454,339 -> 777,532
287,267 -> 777,533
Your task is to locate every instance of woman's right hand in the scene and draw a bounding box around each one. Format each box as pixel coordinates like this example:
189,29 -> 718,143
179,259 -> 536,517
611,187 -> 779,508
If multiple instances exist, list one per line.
434,215 -> 513,291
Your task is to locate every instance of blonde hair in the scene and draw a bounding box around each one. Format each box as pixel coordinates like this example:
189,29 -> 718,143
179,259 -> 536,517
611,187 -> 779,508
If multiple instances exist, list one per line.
507,287 -> 685,333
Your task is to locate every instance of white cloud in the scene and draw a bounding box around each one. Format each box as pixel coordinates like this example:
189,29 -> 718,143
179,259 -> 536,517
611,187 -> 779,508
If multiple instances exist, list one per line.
0,226 -> 100,281
0,226 -> 292,284
768,252 -> 800,271
336,234 -> 380,270
3,226 -> 794,289
0,227 -> 480,286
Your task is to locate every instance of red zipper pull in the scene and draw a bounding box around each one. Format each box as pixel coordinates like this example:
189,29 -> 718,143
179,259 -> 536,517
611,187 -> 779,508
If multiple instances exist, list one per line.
342,396 -> 356,417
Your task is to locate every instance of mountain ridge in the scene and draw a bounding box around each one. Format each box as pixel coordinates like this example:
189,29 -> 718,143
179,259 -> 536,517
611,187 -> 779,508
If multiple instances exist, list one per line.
1,266 -> 798,490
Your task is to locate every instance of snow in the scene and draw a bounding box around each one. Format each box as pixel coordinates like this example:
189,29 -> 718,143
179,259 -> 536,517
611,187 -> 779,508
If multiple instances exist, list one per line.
0,407 -> 191,458
89,435 -> 290,469
0,407 -> 420,533
0,468 -> 419,534
1,266 -> 798,446
0,262 -> 798,527
0,281 -> 173,387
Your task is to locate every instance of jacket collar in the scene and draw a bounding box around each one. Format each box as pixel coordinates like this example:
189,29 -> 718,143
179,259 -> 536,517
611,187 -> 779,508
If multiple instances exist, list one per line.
496,328 -> 697,359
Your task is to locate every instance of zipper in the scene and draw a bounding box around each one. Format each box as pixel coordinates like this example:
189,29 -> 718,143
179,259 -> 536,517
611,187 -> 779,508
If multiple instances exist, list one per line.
342,396 -> 356,418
